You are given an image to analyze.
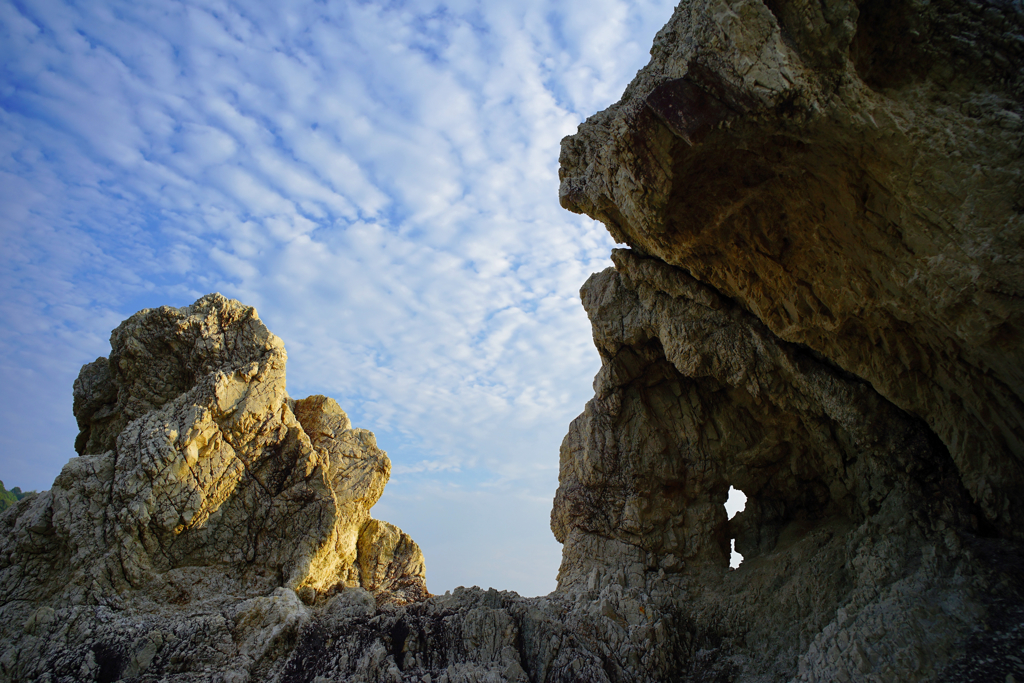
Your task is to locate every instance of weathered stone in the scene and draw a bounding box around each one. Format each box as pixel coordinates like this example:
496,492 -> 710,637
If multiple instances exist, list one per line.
72,356 -> 120,456
559,0 -> 1024,539
549,0 -> 1024,679
0,294 -> 427,682
550,249 -> 1022,681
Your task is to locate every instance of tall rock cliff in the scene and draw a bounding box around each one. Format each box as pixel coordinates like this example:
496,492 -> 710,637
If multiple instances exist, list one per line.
551,0 -> 1024,679
1,1 -> 1022,681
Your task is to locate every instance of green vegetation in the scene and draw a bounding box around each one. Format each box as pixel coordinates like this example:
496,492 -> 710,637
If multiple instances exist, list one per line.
0,480 -> 34,513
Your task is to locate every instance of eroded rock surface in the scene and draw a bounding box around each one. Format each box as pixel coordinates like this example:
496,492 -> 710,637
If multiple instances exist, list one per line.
559,0 -> 1024,539
552,250 -> 1023,682
551,0 -> 1024,679
0,295 -> 427,681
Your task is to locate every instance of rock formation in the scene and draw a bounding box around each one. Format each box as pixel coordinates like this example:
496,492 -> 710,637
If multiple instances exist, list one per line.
549,250 -> 1019,681
2,0 -> 1024,681
557,0 -> 1024,541
551,0 -> 1024,678
0,295 -> 427,680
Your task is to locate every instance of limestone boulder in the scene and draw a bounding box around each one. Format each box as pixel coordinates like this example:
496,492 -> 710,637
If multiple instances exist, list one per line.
0,294 -> 426,630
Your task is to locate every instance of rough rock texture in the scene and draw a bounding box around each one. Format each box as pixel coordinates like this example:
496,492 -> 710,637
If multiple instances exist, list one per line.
3,1 -> 1024,681
552,249 -> 972,576
558,0 -> 1024,540
551,250 -> 1023,681
0,295 -> 428,680
550,0 -> 1024,679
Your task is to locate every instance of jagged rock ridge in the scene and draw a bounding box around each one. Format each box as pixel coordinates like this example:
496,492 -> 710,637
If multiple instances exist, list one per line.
2,0 -> 1024,681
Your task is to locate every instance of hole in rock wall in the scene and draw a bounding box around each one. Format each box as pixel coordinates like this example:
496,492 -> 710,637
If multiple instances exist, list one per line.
725,486 -> 747,568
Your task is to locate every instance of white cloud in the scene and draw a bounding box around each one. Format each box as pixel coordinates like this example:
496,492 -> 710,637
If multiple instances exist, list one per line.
0,0 -> 677,597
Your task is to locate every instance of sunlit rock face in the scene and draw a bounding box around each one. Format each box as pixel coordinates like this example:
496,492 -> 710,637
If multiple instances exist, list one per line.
0,295 -> 428,679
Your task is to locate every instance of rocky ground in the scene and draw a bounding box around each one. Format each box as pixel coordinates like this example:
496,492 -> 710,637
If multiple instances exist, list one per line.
2,0 -> 1023,681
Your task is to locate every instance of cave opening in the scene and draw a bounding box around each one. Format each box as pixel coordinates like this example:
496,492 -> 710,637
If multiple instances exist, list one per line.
724,486 -> 747,569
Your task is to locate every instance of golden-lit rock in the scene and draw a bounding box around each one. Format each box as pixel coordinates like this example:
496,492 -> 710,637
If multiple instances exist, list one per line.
0,294 -> 426,620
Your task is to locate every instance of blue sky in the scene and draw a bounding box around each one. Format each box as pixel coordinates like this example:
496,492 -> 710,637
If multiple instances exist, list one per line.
0,0 -> 681,597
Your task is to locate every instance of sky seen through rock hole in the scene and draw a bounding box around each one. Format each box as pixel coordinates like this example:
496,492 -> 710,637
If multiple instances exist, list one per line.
0,0 -> 748,597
